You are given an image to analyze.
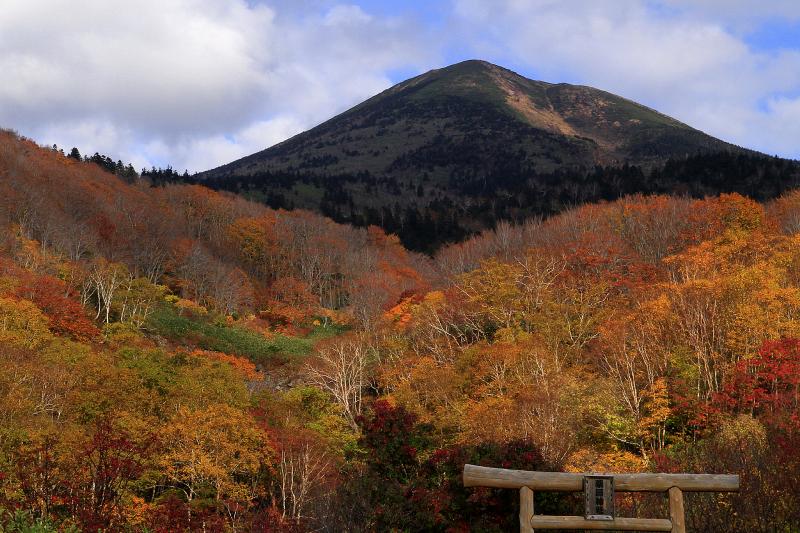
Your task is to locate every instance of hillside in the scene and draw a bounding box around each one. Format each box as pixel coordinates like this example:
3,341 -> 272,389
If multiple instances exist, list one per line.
0,128 -> 429,345
2,128 -> 800,531
197,60 -> 800,251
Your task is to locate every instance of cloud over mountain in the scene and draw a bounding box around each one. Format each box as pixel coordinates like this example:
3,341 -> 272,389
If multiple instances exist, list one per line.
1,0 -> 798,170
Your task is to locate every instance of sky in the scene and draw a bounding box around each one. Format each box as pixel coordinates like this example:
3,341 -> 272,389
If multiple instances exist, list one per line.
2,0 -> 799,173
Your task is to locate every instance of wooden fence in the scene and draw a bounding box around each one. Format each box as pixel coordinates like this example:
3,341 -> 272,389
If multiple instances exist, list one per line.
463,464 -> 739,532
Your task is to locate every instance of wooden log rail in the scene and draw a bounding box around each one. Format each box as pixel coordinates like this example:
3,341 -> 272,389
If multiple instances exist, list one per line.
463,464 -> 739,533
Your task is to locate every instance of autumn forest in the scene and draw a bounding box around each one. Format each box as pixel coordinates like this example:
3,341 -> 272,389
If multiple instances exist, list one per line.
0,126 -> 799,532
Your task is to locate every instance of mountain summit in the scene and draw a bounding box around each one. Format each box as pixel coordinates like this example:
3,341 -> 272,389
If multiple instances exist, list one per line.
204,60 -> 734,177
198,60 -> 796,251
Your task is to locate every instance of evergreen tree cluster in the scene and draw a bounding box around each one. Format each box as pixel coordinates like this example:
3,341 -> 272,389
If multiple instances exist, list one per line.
194,151 -> 800,253
140,165 -> 190,185
51,144 -> 188,184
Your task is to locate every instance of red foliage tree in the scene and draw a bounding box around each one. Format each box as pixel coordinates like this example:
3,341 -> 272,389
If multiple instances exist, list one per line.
67,417 -> 155,532
15,272 -> 100,341
146,494 -> 228,533
713,338 -> 800,432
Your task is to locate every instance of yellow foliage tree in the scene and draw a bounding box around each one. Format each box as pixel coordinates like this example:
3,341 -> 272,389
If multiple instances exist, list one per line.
159,404 -> 272,525
0,297 -> 52,349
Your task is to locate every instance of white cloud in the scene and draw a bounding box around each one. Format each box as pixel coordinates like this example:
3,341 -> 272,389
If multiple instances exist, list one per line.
0,0 -> 436,171
324,4 -> 373,25
754,95 -> 800,156
660,0 -> 800,31
0,1 -> 274,136
452,0 -> 800,159
141,115 -> 308,173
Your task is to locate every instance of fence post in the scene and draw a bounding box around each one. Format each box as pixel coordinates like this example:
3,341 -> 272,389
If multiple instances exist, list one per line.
520,486 -> 534,533
668,487 -> 685,533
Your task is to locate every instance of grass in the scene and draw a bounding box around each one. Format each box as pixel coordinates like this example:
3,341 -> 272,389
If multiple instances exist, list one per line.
146,305 -> 313,366
307,319 -> 350,340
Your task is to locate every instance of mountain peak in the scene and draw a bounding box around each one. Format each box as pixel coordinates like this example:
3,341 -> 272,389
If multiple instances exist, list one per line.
441,58 -> 495,68
391,58 -> 538,94
362,59 -> 693,147
435,58 -> 505,74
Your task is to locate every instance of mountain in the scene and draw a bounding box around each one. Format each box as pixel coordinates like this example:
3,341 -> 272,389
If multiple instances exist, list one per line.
197,59 -> 800,252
